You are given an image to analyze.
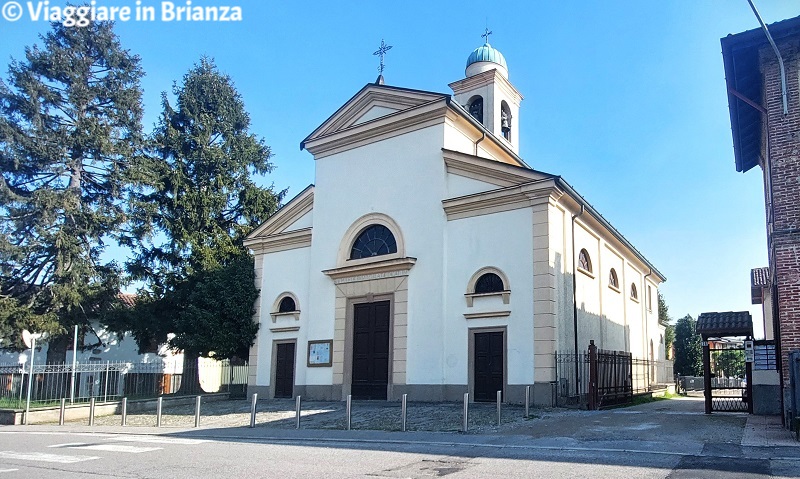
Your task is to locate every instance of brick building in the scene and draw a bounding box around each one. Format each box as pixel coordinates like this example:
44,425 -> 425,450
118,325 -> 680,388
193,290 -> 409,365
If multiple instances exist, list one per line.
722,16 -> 800,418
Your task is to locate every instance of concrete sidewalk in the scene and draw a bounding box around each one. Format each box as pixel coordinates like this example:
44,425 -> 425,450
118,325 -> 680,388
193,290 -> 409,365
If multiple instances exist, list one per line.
7,395 -> 795,454
742,414 -> 798,447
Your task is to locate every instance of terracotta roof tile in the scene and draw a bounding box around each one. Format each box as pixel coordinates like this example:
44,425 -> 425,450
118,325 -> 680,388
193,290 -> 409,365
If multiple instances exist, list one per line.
117,293 -> 137,308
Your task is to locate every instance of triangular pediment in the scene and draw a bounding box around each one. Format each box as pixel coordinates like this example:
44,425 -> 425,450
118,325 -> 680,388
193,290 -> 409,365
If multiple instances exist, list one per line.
301,84 -> 447,147
244,185 -> 314,243
352,105 -> 401,125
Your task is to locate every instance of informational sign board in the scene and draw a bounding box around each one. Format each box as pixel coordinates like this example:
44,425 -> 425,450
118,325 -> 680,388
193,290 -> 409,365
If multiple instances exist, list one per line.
307,340 -> 332,367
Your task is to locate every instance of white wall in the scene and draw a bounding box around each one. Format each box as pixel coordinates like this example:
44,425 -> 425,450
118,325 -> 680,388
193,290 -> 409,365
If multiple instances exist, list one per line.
306,124 -> 449,385
444,207 -> 535,386
256,244 -> 312,386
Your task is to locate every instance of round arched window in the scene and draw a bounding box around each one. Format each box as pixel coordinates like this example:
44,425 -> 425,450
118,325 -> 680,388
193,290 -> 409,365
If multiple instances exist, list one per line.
278,296 -> 296,313
350,224 -> 397,260
609,268 -> 619,289
630,283 -> 638,300
474,273 -> 505,294
468,96 -> 483,123
578,249 -> 592,273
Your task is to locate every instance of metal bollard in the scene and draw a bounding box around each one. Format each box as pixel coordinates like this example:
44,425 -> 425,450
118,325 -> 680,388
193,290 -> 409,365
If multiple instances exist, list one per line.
525,385 -> 531,419
295,396 -> 302,429
121,397 -> 128,426
195,395 -> 202,428
59,398 -> 66,426
345,394 -> 352,430
401,394 -> 407,432
156,396 -> 163,427
89,398 -> 96,426
249,393 -> 258,428
497,390 -> 502,426
462,392 -> 469,432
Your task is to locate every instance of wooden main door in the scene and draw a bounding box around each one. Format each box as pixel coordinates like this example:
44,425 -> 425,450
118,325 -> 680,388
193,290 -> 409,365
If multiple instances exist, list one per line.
274,342 -> 295,398
351,301 -> 390,400
474,331 -> 504,402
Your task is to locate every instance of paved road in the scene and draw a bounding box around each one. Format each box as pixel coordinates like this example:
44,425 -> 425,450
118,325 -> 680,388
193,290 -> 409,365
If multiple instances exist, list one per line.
1,396 -> 797,478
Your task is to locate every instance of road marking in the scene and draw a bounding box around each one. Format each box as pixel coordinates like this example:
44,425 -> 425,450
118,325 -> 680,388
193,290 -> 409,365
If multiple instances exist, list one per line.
105,435 -> 207,445
0,431 -> 206,444
48,443 -> 88,448
76,444 -> 163,454
0,469 -> 19,473
0,451 -> 99,464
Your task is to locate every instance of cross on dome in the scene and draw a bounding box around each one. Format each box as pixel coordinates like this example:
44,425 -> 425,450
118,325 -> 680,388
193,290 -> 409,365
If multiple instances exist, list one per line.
481,28 -> 492,44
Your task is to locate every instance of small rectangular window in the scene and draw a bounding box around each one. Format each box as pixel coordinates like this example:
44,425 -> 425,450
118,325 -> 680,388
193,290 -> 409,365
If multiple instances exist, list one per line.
647,286 -> 652,311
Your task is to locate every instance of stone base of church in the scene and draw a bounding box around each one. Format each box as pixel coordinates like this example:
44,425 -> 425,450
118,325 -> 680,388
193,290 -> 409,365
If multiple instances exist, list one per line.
531,382 -> 556,407
294,384 -> 343,400
391,384 -> 465,402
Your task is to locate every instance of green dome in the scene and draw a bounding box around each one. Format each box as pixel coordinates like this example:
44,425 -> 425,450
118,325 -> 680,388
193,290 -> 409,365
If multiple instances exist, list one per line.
466,43 -> 507,69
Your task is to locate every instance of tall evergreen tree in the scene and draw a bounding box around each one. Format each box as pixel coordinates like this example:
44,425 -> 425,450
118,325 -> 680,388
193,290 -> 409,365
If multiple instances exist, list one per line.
125,58 -> 284,378
0,22 -> 144,359
673,314 -> 703,376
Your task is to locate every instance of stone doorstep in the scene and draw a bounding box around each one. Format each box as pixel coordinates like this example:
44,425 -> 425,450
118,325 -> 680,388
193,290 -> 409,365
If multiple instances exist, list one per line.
0,393 -> 230,425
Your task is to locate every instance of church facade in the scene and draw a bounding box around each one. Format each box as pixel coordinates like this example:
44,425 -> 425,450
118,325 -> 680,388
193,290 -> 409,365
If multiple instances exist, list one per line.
244,41 -> 666,405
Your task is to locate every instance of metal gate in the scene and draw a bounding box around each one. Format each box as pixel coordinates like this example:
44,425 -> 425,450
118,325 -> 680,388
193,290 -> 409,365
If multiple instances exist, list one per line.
588,341 -> 633,409
703,341 -> 753,413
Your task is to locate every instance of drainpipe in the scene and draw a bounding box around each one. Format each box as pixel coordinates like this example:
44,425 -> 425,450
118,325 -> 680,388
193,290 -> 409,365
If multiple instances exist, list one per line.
571,205 -> 585,395
644,268 -> 652,387
748,0 -> 789,115
750,0 -> 790,423
474,131 -> 486,156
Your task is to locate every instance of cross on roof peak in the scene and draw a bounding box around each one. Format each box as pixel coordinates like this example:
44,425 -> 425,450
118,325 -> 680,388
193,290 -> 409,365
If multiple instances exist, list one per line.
482,28 -> 492,44
373,39 -> 393,75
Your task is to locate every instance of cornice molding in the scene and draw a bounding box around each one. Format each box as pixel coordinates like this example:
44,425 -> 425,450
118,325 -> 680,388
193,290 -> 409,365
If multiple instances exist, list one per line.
443,149 -> 543,187
448,69 -> 524,103
245,227 -> 312,254
304,100 -> 449,158
464,290 -> 511,308
269,326 -> 301,333
443,179 -> 564,220
245,187 -> 314,240
306,86 -> 446,142
270,310 -> 300,323
322,257 -> 417,282
463,310 -> 511,320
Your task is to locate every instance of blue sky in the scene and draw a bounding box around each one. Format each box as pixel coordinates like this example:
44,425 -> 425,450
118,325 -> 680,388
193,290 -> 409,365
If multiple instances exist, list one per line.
2,1 -> 797,334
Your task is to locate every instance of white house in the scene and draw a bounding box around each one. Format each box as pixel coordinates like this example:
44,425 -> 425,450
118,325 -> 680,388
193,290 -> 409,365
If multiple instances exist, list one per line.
244,40 -> 666,405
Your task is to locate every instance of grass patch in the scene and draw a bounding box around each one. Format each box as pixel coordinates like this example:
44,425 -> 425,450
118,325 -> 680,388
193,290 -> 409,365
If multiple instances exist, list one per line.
0,397 -> 63,410
602,391 -> 677,410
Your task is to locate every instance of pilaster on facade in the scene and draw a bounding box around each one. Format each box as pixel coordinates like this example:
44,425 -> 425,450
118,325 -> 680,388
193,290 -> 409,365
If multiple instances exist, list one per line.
248,254 -> 265,387
532,199 -> 559,383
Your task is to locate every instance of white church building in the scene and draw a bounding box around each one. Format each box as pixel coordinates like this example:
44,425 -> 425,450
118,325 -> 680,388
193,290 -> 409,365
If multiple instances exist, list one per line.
244,40 -> 666,405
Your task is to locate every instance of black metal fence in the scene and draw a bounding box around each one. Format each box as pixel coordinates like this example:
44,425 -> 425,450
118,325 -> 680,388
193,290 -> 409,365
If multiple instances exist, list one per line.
0,359 -> 248,409
554,350 -> 590,407
593,347 -> 633,408
555,342 -> 673,409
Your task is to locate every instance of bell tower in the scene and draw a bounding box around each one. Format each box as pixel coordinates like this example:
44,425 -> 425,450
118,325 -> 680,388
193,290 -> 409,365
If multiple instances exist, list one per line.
449,31 -> 523,153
